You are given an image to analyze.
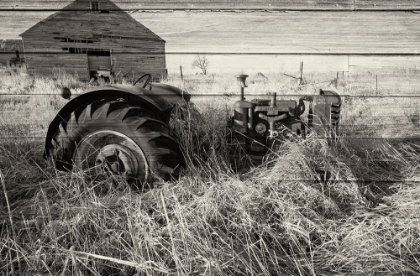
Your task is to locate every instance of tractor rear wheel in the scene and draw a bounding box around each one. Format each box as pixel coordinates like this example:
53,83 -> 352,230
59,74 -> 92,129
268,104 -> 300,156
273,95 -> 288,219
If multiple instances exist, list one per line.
51,100 -> 184,186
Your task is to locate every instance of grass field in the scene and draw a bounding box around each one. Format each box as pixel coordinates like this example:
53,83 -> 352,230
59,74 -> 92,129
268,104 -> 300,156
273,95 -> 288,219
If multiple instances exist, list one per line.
1,69 -> 420,275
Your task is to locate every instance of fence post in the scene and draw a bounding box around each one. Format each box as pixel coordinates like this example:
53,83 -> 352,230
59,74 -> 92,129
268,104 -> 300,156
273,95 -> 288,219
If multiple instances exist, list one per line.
180,65 -> 184,82
336,71 -> 339,88
299,61 -> 304,85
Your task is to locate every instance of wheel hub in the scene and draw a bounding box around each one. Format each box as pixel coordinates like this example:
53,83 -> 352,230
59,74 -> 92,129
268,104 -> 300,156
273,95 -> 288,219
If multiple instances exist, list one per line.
74,130 -> 149,182
94,144 -> 139,176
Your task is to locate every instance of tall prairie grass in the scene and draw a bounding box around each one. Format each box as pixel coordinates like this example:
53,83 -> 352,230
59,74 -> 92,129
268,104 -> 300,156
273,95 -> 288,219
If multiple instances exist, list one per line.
1,69 -> 420,275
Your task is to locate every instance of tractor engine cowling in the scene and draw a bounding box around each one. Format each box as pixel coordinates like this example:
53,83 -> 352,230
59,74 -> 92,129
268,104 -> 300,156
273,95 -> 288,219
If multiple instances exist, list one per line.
229,74 -> 308,158
231,95 -> 306,155
232,96 -> 305,138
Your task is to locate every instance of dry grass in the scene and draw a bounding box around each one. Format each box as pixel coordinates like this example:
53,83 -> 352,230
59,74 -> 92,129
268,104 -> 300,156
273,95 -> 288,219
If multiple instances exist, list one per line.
1,69 -> 420,275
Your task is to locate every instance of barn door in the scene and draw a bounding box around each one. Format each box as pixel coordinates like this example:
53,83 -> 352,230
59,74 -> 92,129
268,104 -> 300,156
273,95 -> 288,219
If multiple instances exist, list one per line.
87,49 -> 111,79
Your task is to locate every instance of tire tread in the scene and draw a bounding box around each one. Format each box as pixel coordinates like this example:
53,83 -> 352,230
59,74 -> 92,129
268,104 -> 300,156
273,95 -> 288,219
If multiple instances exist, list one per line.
51,100 -> 184,182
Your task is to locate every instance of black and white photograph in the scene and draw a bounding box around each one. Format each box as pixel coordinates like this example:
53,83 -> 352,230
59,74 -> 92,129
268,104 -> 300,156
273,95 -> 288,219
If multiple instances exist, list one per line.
1,0 -> 420,274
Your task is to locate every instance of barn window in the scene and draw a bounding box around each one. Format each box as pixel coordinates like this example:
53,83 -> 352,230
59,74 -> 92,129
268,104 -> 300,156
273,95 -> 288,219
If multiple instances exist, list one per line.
69,48 -> 84,54
90,1 -> 99,11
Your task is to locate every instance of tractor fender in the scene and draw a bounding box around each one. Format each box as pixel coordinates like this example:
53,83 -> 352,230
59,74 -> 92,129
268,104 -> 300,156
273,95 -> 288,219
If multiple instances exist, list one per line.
312,89 -> 341,130
319,89 -> 341,106
44,84 -> 190,158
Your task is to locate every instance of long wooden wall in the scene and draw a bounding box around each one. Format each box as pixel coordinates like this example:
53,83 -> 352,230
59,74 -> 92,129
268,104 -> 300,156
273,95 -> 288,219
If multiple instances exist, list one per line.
1,1 -> 419,10
0,0 -> 419,138
0,1 -> 418,80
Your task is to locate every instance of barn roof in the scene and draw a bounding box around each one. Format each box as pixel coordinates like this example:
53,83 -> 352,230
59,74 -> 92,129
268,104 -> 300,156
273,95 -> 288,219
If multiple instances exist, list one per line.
19,0 -> 165,42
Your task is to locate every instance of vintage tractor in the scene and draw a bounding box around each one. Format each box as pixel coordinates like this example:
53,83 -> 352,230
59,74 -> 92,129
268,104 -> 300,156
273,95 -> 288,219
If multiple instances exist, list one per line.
44,73 -> 341,185
44,74 -> 188,185
227,74 -> 341,163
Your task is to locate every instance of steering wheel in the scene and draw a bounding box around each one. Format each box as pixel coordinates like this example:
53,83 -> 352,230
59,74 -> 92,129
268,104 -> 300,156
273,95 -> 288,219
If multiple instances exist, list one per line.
133,73 -> 151,88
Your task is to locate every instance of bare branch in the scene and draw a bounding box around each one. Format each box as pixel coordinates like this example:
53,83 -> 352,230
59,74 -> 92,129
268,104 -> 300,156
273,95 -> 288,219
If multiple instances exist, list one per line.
192,55 -> 209,75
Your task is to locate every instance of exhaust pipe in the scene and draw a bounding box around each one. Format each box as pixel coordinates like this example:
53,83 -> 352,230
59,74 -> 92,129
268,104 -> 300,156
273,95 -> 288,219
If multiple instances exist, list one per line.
236,74 -> 248,101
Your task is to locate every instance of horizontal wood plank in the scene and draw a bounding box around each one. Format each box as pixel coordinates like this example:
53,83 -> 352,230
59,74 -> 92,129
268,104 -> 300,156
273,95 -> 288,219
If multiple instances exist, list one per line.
1,0 -> 419,11
1,11 -> 419,54
0,0 -> 354,11
355,0 -> 420,10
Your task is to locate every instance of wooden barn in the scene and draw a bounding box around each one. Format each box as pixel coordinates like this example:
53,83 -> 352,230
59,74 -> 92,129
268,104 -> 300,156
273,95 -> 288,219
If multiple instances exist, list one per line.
19,0 -> 166,81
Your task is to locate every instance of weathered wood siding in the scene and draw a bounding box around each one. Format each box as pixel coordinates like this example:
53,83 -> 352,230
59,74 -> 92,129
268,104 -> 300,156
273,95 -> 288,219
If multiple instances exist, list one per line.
22,34 -> 166,80
112,53 -> 167,80
24,37 -> 166,79
24,51 -> 89,76
1,1 -> 419,81
19,0 -> 166,80
88,55 -> 111,71
2,0 -> 419,10
356,0 -> 420,10
0,1 -> 418,144
3,11 -> 419,54
1,8 -> 417,80
133,11 -> 419,54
